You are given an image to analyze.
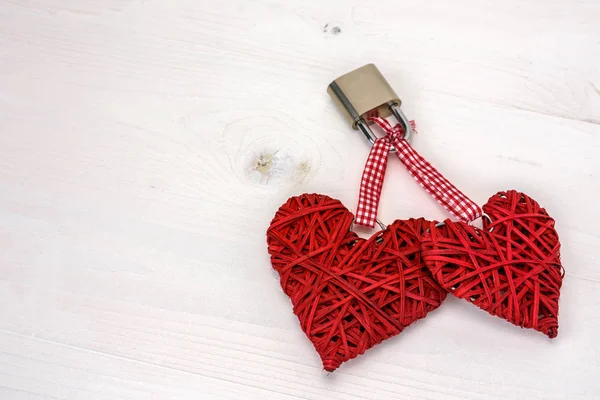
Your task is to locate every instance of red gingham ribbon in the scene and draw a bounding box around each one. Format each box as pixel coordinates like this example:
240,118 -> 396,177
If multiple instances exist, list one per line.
355,117 -> 483,228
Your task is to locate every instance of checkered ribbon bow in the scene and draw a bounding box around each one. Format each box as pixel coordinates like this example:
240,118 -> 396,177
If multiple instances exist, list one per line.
355,117 -> 483,228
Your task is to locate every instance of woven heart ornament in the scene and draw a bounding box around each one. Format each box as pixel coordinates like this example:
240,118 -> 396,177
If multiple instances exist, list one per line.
421,190 -> 564,338
267,194 -> 446,371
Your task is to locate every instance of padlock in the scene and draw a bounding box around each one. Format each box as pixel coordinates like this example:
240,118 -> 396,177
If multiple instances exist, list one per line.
328,64 -> 413,150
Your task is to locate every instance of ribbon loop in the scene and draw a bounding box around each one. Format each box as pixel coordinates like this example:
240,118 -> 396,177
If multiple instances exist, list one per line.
355,117 -> 482,228
354,137 -> 392,227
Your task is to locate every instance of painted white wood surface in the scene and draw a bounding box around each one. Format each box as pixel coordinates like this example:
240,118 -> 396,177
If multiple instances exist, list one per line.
1,0 -> 599,398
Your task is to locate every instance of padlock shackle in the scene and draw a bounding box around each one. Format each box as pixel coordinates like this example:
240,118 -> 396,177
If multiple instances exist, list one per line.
355,103 -> 412,153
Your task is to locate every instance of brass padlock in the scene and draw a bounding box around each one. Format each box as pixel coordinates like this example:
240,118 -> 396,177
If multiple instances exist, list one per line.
328,64 -> 412,150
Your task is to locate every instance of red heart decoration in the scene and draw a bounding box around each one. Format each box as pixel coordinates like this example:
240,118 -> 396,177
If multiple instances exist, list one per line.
421,190 -> 564,338
267,194 -> 446,371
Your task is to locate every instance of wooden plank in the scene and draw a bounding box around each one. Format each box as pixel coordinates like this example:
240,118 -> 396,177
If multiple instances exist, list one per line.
0,286 -> 598,399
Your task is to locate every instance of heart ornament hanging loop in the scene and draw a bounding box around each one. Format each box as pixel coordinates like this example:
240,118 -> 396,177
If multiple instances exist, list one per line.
328,64 -> 482,229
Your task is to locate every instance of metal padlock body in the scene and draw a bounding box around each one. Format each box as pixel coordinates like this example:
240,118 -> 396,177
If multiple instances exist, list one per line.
328,64 -> 401,129
328,64 -> 413,150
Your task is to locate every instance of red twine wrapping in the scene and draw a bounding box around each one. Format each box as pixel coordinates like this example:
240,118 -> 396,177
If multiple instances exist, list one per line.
267,194 -> 446,371
421,190 -> 564,338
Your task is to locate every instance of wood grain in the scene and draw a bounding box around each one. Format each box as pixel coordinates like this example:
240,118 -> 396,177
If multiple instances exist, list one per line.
1,0 -> 599,398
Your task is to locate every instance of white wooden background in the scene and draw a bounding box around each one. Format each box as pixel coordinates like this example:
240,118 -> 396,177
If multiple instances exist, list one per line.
1,0 -> 599,399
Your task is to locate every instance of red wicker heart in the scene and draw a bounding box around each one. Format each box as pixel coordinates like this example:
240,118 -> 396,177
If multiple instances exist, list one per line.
266,194 -> 446,371
421,190 -> 564,338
